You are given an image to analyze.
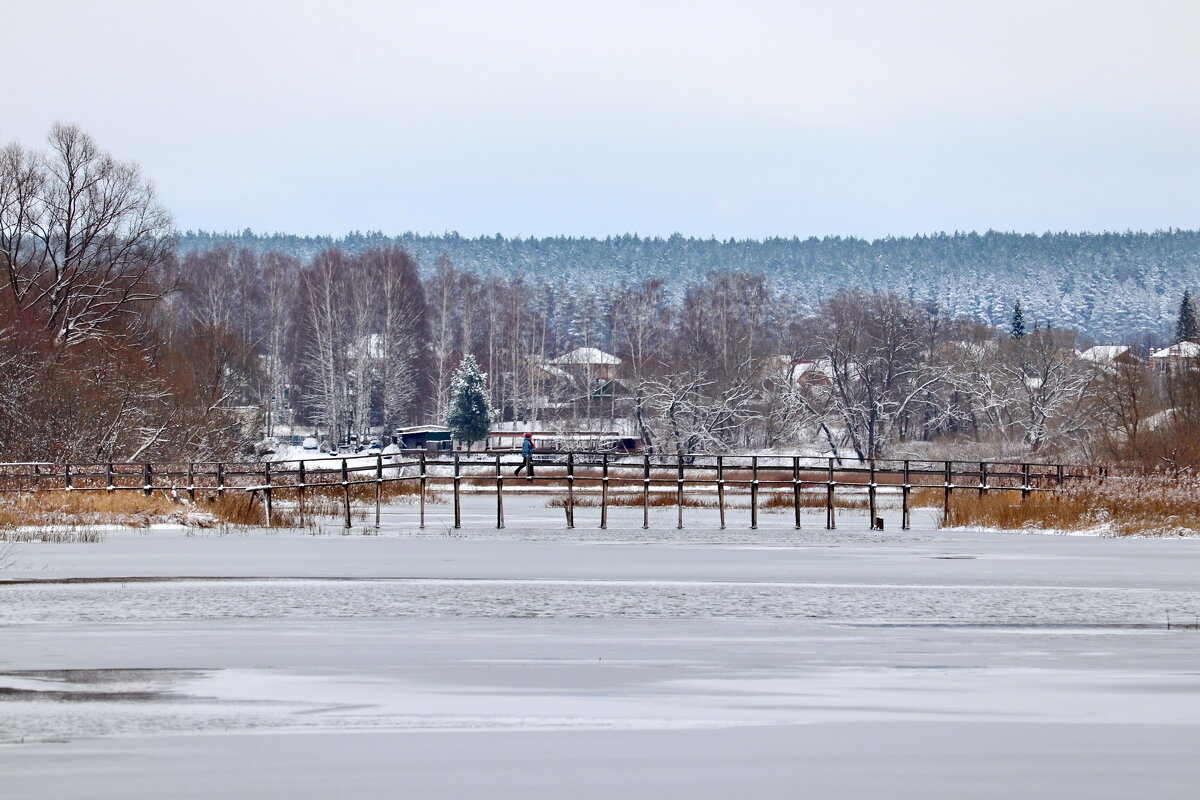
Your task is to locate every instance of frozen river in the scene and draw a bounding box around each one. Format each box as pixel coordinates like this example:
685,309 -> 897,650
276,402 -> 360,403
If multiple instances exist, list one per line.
4,496 -> 1200,798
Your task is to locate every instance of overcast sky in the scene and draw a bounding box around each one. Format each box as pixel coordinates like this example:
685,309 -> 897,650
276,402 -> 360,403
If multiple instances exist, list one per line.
3,0 -> 1198,239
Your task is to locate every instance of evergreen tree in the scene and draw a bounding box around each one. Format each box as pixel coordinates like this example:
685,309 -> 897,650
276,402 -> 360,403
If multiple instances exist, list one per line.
1010,300 -> 1026,339
445,355 -> 491,450
1175,290 -> 1199,343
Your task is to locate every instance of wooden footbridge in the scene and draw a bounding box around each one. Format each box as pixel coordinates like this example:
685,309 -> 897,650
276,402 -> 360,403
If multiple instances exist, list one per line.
0,452 -> 1105,531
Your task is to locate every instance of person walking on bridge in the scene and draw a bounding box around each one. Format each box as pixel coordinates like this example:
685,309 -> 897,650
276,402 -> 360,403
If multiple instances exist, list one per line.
514,432 -> 536,480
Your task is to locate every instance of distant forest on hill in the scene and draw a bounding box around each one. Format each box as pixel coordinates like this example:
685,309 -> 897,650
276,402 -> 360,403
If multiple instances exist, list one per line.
178,228 -> 1200,344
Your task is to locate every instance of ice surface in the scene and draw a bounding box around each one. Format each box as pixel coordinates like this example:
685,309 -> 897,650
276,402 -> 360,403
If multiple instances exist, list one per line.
3,496 -> 1200,798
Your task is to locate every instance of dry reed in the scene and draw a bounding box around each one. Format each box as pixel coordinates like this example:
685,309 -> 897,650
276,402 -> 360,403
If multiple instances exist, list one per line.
759,491 -> 869,511
0,526 -> 108,543
0,471 -> 438,534
547,493 -> 719,509
0,491 -> 217,530
934,477 -> 1200,536
545,490 -> 870,511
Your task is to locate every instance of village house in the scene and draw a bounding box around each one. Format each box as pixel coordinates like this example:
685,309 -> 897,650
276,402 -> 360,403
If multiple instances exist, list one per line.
1150,341 -> 1200,373
548,347 -> 622,381
536,347 -> 627,420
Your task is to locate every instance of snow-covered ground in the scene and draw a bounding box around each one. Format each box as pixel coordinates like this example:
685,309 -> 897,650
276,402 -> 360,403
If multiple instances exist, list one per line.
4,496 -> 1200,798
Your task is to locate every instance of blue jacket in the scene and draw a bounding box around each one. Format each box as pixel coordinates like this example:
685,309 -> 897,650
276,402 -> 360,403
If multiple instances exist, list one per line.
521,437 -> 534,456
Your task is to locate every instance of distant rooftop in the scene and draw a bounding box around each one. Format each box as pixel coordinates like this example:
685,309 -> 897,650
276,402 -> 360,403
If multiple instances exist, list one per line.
549,347 -> 622,366
1078,345 -> 1132,363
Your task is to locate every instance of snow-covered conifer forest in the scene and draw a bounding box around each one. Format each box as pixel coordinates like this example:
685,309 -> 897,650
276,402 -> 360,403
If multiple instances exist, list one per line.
180,227 -> 1199,343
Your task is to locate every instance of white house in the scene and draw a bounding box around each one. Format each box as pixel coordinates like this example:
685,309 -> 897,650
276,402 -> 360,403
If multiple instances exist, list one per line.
1150,341 -> 1200,372
548,347 -> 623,381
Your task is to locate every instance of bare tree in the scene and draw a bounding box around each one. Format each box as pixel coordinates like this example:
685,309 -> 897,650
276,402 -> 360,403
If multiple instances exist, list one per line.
0,321 -> 38,455
366,246 -> 427,434
347,268 -> 376,442
676,271 -> 779,382
614,278 -> 671,448
644,370 -> 758,455
297,249 -> 351,441
794,292 -> 955,461
260,252 -> 300,437
0,124 -> 173,349
960,329 -> 1094,454
427,253 -> 462,421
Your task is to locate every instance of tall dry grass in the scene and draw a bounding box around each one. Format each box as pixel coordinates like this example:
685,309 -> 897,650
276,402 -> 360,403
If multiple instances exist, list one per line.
0,526 -> 108,543
0,488 -> 311,531
548,492 -> 718,509
546,490 -> 869,511
0,476 -> 439,535
932,477 -> 1200,536
0,491 -> 216,530
759,491 -> 869,511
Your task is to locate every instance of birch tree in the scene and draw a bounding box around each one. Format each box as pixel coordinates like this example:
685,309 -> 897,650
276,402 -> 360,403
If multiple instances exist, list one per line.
260,251 -> 299,437
366,246 -> 427,434
427,254 -> 462,420
298,249 -> 351,441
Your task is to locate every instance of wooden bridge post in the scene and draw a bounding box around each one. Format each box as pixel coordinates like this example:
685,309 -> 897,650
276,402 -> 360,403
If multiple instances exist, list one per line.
943,460 -> 953,527
676,456 -> 684,530
792,456 -> 802,530
566,452 -> 575,529
901,459 -> 911,530
453,452 -> 461,529
143,463 -> 152,497
868,459 -> 878,529
1021,463 -> 1030,502
495,453 -> 504,529
600,454 -> 609,530
106,462 -> 114,494
64,463 -> 72,491
342,457 -> 352,529
979,461 -> 987,497
264,462 -> 273,528
187,463 -> 196,502
418,451 -> 426,529
716,455 -> 726,530
750,456 -> 759,530
825,457 -> 836,530
375,454 -> 383,530
642,454 -> 650,530
217,462 -> 225,499
1056,464 -> 1064,487
297,460 -> 307,527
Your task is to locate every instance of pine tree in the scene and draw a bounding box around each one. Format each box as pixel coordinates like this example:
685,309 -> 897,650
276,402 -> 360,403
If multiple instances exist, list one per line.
1175,290 -> 1199,343
1010,300 -> 1026,339
445,355 -> 491,450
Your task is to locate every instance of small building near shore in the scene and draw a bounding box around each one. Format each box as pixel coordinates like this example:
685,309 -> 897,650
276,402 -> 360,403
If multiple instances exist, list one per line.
396,425 -> 453,451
